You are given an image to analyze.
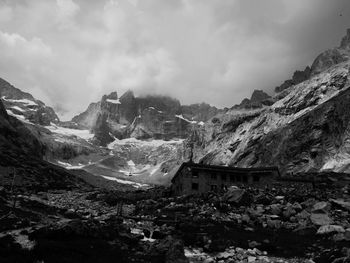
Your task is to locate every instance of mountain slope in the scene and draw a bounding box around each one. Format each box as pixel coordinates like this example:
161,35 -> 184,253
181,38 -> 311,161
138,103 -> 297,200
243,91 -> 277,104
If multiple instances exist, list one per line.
0,78 -> 59,125
0,98 -> 92,190
192,30 -> 350,175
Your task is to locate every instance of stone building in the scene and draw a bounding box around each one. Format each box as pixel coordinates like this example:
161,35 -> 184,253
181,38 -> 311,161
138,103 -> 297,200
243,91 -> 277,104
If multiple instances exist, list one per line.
171,162 -> 280,196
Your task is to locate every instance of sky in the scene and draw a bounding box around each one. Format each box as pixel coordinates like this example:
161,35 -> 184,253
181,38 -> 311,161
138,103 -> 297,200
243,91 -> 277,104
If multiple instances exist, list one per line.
0,0 -> 350,120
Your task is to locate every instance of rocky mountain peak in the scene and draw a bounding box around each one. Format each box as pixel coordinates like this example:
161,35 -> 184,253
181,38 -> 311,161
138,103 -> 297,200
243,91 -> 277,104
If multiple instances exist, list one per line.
340,28 -> 350,49
275,29 -> 350,93
233,90 -> 273,109
73,89 -> 220,143
275,66 -> 312,93
250,90 -> 271,102
103,91 -> 119,101
310,29 -> 350,76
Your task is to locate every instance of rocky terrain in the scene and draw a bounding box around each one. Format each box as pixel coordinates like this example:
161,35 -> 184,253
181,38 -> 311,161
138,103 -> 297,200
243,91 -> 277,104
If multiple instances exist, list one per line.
0,175 -> 349,262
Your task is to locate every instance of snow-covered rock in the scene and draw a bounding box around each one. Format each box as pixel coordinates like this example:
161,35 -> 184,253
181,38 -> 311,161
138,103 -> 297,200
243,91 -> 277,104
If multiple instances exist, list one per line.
0,78 -> 59,125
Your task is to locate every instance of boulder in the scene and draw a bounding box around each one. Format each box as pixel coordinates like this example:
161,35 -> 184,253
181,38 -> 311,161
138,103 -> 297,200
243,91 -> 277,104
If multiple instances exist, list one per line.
317,225 -> 345,235
310,213 -> 333,226
269,204 -> 282,216
223,188 -> 252,205
330,199 -> 350,212
312,201 -> 330,213
267,219 -> 282,229
345,228 -> 350,240
283,206 -> 296,219
165,238 -> 189,263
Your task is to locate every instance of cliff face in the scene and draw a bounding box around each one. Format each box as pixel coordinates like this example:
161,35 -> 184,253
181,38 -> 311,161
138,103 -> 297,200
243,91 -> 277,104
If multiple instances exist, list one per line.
193,54 -> 350,174
72,91 -> 219,143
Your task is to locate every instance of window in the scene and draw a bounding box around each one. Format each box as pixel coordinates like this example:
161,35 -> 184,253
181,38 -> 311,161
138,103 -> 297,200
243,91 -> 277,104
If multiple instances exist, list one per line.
253,175 -> 260,182
211,174 -> 217,180
230,175 -> 236,182
192,183 -> 199,190
221,174 -> 227,181
192,170 -> 199,178
236,175 -> 242,182
242,175 -> 248,183
211,185 -> 217,191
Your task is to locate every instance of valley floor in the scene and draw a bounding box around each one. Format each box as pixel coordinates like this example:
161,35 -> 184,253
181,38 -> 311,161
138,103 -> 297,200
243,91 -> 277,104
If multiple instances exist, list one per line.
0,179 -> 349,263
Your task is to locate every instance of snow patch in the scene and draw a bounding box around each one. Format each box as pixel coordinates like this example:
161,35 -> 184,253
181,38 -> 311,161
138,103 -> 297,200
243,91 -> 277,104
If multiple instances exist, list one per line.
127,160 -> 135,166
108,137 -> 184,149
10,106 -> 25,112
57,161 -> 85,170
175,114 -> 197,124
2,97 -> 38,106
106,98 -> 121,104
100,175 -> 148,188
6,109 -> 24,119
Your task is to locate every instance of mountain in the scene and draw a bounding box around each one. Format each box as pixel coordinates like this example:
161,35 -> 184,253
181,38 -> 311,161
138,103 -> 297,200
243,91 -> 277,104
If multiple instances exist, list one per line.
0,78 -> 59,126
0,78 -> 106,176
2,29 -> 350,185
72,90 -> 220,145
191,29 -> 350,175
0,78 -> 195,186
0,97 -> 92,190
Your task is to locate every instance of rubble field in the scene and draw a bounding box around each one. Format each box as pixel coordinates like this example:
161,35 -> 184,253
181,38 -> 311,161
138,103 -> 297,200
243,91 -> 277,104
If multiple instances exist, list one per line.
0,181 -> 349,263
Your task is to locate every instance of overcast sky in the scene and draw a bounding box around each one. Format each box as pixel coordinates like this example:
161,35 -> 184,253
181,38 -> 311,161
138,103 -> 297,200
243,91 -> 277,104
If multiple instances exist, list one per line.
0,0 -> 350,120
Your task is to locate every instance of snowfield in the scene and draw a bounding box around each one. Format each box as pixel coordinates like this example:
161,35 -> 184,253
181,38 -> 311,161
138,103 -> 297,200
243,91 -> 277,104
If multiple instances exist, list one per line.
107,137 -> 184,149
45,123 -> 94,140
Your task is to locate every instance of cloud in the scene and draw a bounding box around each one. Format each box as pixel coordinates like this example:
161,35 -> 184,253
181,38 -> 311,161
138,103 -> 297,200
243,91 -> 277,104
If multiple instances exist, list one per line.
56,0 -> 80,29
0,0 -> 349,120
0,5 -> 13,23
0,31 -> 53,57
87,48 -> 179,98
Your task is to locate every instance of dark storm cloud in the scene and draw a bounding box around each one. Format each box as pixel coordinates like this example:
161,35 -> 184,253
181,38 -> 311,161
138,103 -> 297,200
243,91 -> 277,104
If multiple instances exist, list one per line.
0,0 -> 349,120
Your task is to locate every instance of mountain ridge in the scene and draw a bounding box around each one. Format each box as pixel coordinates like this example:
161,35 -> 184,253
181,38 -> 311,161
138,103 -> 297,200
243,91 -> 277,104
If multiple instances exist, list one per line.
190,29 -> 350,175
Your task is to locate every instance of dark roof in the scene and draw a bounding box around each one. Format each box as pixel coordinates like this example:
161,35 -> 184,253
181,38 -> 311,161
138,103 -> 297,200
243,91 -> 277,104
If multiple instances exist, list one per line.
171,162 -> 280,183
